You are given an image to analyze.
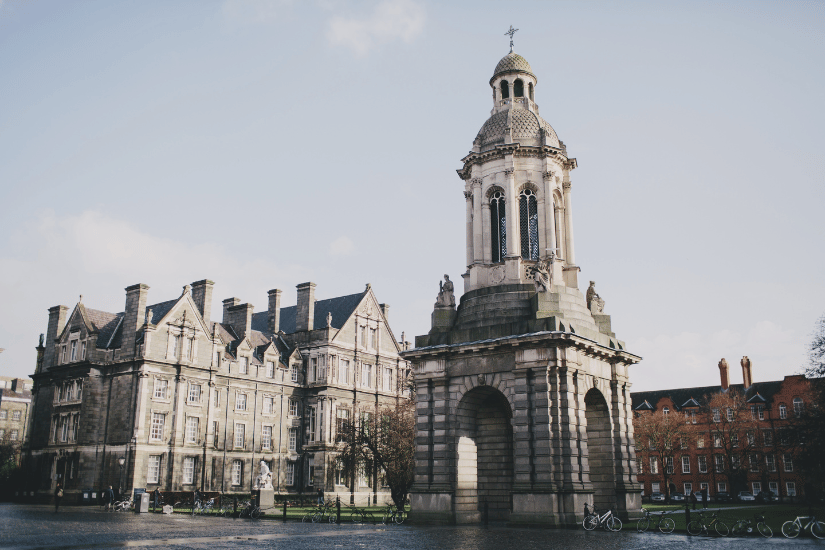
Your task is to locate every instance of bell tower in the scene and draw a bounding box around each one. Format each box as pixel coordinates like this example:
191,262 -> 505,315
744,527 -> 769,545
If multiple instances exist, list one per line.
403,39 -> 643,527
458,48 -> 578,294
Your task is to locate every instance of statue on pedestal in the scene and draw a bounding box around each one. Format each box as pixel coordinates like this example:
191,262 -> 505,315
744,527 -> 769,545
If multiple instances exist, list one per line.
527,252 -> 554,293
254,460 -> 273,490
586,281 -> 605,314
435,274 -> 455,308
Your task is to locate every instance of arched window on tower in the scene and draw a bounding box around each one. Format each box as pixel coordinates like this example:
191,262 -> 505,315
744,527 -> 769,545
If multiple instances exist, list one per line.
500,80 -> 510,100
519,189 -> 539,260
514,79 -> 524,98
490,191 -> 506,263
528,83 -> 534,101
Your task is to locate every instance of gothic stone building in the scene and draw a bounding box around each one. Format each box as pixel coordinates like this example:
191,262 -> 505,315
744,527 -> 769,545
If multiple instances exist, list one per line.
401,50 -> 642,526
632,358 -> 810,502
24,280 -> 410,503
0,377 -> 32,453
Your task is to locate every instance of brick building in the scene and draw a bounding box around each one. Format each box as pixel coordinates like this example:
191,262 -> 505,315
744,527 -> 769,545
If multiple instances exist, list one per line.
23,280 -> 411,503
631,358 -> 809,502
0,376 -> 33,455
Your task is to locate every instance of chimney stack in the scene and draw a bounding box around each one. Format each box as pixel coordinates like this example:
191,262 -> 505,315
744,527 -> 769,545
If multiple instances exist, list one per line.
267,289 -> 282,335
191,280 -> 214,323
222,298 -> 241,324
296,282 -> 316,332
43,306 -> 68,371
226,303 -> 254,340
122,284 -> 150,359
718,358 -> 730,390
741,356 -> 753,389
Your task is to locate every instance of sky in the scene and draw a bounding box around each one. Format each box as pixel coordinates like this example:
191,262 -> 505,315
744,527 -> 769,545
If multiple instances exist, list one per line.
0,0 -> 822,392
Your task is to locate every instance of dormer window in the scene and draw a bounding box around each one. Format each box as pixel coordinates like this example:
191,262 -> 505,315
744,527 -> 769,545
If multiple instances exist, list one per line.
514,79 -> 524,97
239,357 -> 249,375
70,340 -> 78,362
500,80 -> 509,99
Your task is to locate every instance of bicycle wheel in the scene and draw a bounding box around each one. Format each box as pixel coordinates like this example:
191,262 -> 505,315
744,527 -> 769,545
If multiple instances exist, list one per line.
687,520 -> 703,536
301,512 -> 313,523
350,508 -> 364,524
636,518 -> 649,533
251,507 -> 261,519
731,520 -> 746,536
714,520 -> 729,537
609,517 -> 623,532
781,521 -> 800,538
312,511 -> 323,523
811,521 -> 824,540
583,515 -> 598,531
757,522 -> 772,538
381,510 -> 391,525
659,517 -> 675,534
394,509 -> 406,524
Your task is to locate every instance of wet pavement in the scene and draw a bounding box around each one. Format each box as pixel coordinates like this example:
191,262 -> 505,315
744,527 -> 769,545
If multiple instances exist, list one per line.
0,504 -> 821,550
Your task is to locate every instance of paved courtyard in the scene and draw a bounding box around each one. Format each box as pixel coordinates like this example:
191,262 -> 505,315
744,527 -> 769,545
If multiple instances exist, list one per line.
0,504 -> 821,550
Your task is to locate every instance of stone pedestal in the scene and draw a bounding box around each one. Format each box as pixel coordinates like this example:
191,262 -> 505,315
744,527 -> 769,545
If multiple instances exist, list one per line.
254,489 -> 274,508
431,307 -> 456,330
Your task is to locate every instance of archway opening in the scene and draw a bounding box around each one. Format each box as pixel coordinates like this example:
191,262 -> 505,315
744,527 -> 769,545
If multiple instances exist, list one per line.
514,79 -> 524,97
456,387 -> 513,522
585,388 -> 615,510
500,80 -> 510,99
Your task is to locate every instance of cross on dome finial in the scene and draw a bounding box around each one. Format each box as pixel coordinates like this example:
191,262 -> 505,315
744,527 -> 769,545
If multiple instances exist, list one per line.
505,25 -> 518,52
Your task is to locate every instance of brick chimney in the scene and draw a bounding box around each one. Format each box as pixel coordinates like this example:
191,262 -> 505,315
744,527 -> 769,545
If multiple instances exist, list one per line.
267,289 -> 282,334
122,284 -> 149,359
43,305 -> 69,370
222,298 -> 241,324
191,280 -> 214,323
379,303 -> 389,320
226,303 -> 254,340
718,358 -> 730,390
296,282 -> 316,332
741,356 -> 753,389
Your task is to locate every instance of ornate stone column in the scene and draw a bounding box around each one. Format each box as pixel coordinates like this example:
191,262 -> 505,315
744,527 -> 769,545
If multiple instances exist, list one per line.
471,179 -> 483,263
543,171 -> 557,256
505,167 -> 519,258
481,200 -> 491,263
562,180 -> 575,266
464,189 -> 473,267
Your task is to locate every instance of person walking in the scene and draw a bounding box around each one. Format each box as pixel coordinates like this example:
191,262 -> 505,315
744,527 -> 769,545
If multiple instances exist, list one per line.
103,486 -> 115,511
316,488 -> 324,505
54,483 -> 63,513
701,488 -> 708,509
152,488 -> 160,512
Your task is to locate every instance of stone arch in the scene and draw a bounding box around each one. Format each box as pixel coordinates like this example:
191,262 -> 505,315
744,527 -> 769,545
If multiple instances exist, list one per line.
584,387 -> 616,510
454,384 -> 513,522
516,181 -> 539,195
486,184 -> 506,199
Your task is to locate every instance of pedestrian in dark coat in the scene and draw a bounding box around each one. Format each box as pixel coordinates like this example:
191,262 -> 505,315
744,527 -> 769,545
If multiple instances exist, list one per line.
54,483 -> 63,513
104,485 -> 115,511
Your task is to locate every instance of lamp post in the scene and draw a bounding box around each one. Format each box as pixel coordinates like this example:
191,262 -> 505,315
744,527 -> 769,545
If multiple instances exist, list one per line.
118,456 -> 126,499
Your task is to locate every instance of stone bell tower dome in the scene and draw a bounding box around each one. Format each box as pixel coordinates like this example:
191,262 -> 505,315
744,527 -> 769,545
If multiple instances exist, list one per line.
458,49 -> 577,294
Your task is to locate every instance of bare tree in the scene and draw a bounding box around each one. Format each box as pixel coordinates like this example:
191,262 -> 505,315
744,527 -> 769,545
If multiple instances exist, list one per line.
337,400 -> 415,509
703,389 -> 761,494
634,409 -> 697,501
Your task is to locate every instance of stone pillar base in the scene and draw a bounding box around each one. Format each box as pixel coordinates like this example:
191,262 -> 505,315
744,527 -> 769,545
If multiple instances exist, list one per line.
409,492 -> 455,525
254,489 -> 275,508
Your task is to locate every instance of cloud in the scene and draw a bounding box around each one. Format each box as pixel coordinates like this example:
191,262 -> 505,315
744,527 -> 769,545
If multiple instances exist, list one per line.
221,0 -> 289,27
329,235 -> 355,256
630,321 -> 805,392
327,0 -> 425,56
0,210 -> 312,378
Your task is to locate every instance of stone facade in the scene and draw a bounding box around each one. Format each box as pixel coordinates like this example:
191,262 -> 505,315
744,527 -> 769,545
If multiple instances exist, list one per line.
632,361 -> 811,502
24,281 -> 411,504
402,50 -> 642,526
0,377 -> 32,455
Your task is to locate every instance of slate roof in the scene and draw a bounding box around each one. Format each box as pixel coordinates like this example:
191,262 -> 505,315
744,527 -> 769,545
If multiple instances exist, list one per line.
85,308 -> 124,349
1,387 -> 32,400
252,291 -> 365,335
631,380 -> 787,412
147,300 -> 177,325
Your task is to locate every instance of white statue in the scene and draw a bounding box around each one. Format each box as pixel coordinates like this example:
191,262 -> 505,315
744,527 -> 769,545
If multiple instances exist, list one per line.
435,274 -> 455,308
255,460 -> 273,490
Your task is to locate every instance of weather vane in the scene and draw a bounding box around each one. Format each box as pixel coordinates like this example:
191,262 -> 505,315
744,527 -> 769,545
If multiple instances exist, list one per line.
505,25 -> 518,52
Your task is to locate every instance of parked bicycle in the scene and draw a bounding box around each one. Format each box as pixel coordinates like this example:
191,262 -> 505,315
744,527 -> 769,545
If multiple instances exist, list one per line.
636,508 -> 674,533
583,507 -> 622,532
781,515 -> 824,539
381,504 -> 407,525
731,513 -> 772,537
113,498 -> 133,512
345,504 -> 377,524
238,500 -> 262,519
193,498 -> 216,516
687,510 -> 729,536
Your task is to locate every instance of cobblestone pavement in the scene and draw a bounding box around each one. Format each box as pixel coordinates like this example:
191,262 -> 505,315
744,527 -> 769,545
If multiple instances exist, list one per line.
0,505 -> 821,550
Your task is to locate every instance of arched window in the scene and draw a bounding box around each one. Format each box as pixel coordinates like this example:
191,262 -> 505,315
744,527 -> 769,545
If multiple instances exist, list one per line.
514,79 -> 524,97
519,189 -> 539,260
490,191 -> 506,263
528,82 -> 534,101
500,80 -> 510,99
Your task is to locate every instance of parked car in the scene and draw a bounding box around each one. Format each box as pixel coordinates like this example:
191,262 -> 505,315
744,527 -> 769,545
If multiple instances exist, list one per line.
650,492 -> 665,503
715,491 -> 733,502
693,491 -> 707,503
670,492 -> 686,502
737,491 -> 756,502
756,490 -> 778,503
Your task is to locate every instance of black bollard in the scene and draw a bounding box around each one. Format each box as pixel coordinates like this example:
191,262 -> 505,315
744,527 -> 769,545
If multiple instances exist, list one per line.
233,496 -> 238,518
283,500 -> 287,522
685,501 -> 690,526
337,496 -> 341,524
